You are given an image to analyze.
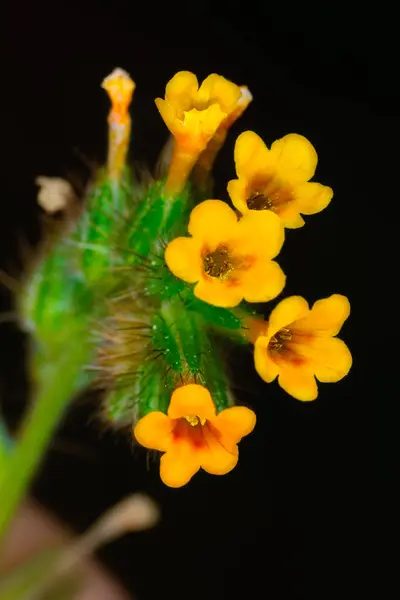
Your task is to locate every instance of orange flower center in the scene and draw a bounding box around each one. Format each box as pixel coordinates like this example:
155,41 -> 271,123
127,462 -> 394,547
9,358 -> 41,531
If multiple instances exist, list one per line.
268,327 -> 292,353
203,245 -> 235,279
247,179 -> 294,214
185,415 -> 206,427
267,327 -> 306,366
246,192 -> 274,211
172,416 -> 210,449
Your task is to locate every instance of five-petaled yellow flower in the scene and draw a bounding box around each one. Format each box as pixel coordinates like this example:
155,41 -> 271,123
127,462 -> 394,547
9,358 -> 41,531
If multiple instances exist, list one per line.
165,199 -> 286,308
228,131 -> 333,228
251,295 -> 352,401
155,71 -> 242,153
134,384 -> 256,488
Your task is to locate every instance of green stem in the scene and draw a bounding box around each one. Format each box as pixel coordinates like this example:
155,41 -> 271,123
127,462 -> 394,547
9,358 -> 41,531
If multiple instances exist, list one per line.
0,347 -> 89,551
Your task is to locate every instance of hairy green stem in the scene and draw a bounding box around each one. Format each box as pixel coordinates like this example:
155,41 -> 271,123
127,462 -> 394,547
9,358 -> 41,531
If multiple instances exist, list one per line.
0,344 -> 90,551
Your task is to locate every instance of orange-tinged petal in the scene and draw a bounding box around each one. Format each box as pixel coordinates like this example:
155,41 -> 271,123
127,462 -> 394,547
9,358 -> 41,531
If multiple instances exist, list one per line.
294,294 -> 350,337
134,412 -> 173,452
294,182 -> 333,215
165,237 -> 203,283
194,278 -> 244,308
235,209 -> 285,258
168,384 -> 217,421
270,134 -> 318,183
268,296 -> 310,338
196,73 -> 241,113
160,443 -> 200,488
188,200 -> 238,247
254,336 -> 280,382
234,130 -> 276,180
278,366 -> 318,401
165,71 -> 199,112
200,426 -> 238,475
227,178 -> 249,214
224,86 -> 253,127
291,337 -> 352,383
213,406 -> 257,442
241,259 -> 286,303
155,98 -> 183,136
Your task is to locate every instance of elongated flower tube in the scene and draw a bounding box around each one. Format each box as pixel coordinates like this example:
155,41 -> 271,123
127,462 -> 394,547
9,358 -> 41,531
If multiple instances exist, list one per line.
155,71 -> 242,195
102,67 -> 135,180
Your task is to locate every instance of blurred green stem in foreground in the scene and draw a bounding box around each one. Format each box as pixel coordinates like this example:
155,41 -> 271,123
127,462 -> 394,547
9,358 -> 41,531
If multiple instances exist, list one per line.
0,339 -> 93,552
0,418 -> 11,467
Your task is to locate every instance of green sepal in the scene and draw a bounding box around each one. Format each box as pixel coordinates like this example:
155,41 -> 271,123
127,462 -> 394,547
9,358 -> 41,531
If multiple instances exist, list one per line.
198,344 -> 235,413
126,195 -> 166,265
135,358 -> 175,418
181,290 -> 243,330
159,298 -> 204,375
151,313 -> 182,373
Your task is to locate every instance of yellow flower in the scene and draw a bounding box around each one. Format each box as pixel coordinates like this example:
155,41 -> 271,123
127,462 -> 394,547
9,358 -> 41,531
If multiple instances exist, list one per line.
165,200 -> 286,308
253,295 -> 352,401
156,71 -> 241,152
155,71 -> 242,194
228,131 -> 333,228
134,384 -> 256,488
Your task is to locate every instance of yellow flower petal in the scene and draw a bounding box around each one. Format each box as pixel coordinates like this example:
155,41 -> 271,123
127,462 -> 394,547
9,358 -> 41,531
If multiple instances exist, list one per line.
165,70 -> 199,113
196,73 -> 241,113
224,86 -> 253,127
254,338 -> 280,382
241,259 -> 286,303
227,178 -> 249,214
278,367 -> 318,401
194,278 -> 244,308
294,182 -> 333,215
280,211 -> 306,229
236,210 -> 285,259
160,443 -> 200,488
270,133 -> 318,183
134,412 -> 173,452
234,130 -> 276,181
294,294 -> 350,337
268,296 -> 310,338
188,199 -> 238,248
155,98 -> 183,137
292,337 -> 352,383
184,105 -> 226,144
165,237 -> 203,283
200,426 -> 238,475
168,384 -> 217,421
213,406 -> 257,442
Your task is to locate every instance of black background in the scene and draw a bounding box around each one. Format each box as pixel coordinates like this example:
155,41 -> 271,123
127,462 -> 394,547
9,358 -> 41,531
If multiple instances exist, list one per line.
1,1 -> 381,596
